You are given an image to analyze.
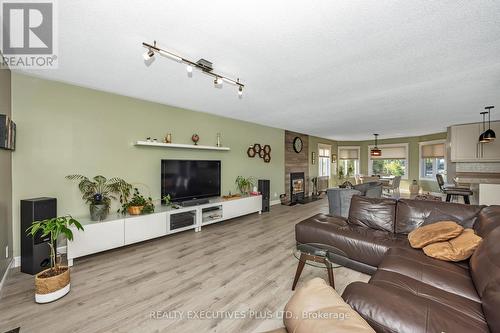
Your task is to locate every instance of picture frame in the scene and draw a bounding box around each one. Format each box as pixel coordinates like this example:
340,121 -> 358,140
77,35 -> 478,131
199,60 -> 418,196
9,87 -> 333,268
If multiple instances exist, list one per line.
311,151 -> 316,165
0,114 -> 16,151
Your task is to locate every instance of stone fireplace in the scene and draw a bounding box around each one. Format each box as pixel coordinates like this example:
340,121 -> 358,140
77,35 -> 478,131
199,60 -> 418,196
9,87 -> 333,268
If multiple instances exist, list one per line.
290,172 -> 305,203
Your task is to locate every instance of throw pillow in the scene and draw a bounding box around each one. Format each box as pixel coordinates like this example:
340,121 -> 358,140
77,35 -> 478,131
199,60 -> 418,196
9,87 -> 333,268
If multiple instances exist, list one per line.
408,221 -> 464,248
284,278 -> 375,333
423,229 -> 482,261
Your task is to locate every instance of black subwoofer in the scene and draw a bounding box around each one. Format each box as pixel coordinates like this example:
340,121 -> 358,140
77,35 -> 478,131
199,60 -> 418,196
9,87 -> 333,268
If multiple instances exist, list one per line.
21,197 -> 56,275
258,179 -> 270,212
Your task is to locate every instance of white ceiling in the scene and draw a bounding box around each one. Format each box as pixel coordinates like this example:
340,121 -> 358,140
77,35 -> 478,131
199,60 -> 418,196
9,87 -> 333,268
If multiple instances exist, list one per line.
17,0 -> 500,140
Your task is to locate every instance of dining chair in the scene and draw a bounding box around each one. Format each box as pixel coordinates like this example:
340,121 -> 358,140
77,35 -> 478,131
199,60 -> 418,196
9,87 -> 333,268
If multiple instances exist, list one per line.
382,176 -> 401,198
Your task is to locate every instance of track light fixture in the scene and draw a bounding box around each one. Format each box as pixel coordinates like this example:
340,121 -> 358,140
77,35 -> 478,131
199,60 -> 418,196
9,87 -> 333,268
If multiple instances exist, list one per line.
142,40 -> 244,97
143,49 -> 155,60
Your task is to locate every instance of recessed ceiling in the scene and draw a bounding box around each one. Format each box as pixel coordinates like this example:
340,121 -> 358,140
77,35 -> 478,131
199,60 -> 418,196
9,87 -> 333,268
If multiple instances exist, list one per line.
16,0 -> 500,140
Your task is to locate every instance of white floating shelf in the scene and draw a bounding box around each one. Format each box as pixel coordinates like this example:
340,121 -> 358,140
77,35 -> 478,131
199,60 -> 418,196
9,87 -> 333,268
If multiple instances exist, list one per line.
135,141 -> 230,151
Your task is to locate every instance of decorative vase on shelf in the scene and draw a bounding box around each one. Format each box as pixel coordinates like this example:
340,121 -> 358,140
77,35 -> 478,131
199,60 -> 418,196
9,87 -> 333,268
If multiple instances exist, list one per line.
216,133 -> 221,147
191,134 -> 200,145
164,133 -> 172,144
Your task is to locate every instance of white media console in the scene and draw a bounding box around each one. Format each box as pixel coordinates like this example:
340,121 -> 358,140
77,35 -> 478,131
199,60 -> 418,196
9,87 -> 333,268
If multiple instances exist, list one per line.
67,195 -> 262,266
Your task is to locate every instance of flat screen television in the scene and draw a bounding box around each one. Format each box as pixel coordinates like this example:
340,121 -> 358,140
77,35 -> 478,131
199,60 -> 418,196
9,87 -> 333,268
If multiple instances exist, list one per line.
161,160 -> 221,203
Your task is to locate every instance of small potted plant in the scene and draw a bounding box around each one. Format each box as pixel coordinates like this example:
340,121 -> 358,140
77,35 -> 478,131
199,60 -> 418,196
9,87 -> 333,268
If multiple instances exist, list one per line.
66,175 -> 131,221
235,176 -> 255,194
121,188 -> 155,215
26,215 -> 84,303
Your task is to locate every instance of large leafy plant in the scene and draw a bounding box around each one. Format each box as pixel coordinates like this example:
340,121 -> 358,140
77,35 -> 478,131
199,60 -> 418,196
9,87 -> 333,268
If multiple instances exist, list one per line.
235,176 -> 255,194
66,175 -> 132,212
26,216 -> 83,274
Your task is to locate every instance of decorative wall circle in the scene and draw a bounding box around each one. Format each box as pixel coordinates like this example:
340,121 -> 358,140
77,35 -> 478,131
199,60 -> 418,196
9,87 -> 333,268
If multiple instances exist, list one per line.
253,143 -> 262,153
263,145 -> 271,154
247,143 -> 271,163
263,154 -> 271,163
259,149 -> 265,158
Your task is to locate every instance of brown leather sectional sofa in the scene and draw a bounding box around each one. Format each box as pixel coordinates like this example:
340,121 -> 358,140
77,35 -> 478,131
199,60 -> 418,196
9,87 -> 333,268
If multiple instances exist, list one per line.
295,196 -> 500,333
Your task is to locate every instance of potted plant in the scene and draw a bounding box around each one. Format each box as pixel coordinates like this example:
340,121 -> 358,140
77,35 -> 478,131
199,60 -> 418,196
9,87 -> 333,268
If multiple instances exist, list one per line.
121,188 -> 155,215
26,215 -> 83,303
66,175 -> 131,221
235,176 -> 255,194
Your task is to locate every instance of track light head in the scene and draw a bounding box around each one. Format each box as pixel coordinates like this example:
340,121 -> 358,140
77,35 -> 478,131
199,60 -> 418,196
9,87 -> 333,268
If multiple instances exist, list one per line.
238,85 -> 243,97
214,77 -> 223,88
143,49 -> 155,60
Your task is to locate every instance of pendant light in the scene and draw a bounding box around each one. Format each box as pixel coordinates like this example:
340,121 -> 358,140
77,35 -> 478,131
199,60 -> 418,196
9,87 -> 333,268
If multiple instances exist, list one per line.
479,111 -> 489,143
483,106 -> 496,142
370,134 -> 382,157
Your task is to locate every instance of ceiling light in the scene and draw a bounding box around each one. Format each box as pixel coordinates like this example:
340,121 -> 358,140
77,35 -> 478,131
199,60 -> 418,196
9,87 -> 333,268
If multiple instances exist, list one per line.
483,106 -> 496,142
370,134 -> 382,157
479,111 -> 489,143
141,41 -> 245,97
143,49 -> 155,60
214,77 -> 223,87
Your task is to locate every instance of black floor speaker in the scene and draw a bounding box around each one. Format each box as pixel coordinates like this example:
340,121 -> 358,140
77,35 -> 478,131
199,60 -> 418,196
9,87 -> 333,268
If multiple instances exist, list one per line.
20,197 -> 57,275
258,179 -> 270,212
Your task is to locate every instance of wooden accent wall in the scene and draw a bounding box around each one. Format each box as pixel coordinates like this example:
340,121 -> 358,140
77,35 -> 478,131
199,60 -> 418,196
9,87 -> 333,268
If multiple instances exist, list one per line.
285,130 -> 309,199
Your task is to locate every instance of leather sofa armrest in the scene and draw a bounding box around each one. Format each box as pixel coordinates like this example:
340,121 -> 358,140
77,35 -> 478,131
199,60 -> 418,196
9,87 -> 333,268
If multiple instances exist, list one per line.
474,205 -> 500,238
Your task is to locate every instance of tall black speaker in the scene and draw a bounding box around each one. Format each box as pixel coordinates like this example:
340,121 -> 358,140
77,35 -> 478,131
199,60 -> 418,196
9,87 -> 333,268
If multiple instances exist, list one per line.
258,179 -> 270,212
21,197 -> 56,275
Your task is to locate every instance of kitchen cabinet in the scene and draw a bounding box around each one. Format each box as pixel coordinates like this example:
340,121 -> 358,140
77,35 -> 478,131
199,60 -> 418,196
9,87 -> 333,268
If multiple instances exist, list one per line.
481,122 -> 500,161
450,121 -> 500,162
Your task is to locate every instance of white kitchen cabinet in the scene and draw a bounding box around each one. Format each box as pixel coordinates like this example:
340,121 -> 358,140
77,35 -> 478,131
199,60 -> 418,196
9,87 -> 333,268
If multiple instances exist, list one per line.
481,122 -> 500,161
450,121 -> 500,162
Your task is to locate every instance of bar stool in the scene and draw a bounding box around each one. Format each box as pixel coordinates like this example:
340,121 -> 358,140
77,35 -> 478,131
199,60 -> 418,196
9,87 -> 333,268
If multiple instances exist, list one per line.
436,174 -> 473,204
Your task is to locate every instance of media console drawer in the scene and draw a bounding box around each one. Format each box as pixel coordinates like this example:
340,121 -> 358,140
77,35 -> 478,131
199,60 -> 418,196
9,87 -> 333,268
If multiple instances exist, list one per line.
68,219 -> 125,259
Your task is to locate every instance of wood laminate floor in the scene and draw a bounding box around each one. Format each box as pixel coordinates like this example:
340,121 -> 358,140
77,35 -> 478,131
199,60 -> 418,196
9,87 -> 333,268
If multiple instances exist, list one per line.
0,199 -> 368,333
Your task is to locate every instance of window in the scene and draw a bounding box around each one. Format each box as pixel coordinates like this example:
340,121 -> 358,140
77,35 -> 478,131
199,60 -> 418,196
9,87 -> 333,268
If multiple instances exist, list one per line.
420,141 -> 446,180
338,146 -> 360,177
368,144 -> 408,179
318,144 -> 331,177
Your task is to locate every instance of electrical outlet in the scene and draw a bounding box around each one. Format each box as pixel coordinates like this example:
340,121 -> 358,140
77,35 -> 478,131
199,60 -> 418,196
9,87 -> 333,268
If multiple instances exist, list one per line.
5,245 -> 8,258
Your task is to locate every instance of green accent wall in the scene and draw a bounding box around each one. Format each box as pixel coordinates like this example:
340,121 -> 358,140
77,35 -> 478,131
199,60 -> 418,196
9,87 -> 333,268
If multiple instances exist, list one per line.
338,132 -> 447,192
11,74 -> 285,257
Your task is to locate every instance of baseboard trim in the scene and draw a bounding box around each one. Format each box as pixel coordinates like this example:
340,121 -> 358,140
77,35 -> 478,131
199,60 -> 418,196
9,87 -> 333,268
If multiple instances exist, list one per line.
0,257 -> 14,298
12,245 -> 67,268
270,199 -> 281,206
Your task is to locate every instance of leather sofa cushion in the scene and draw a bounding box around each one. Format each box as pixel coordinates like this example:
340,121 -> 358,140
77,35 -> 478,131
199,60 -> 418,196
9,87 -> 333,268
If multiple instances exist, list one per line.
408,221 -> 464,248
395,199 -> 484,234
342,281 -> 490,333
470,225 -> 500,298
474,205 -> 500,238
295,214 -> 410,267
423,229 -> 482,261
284,278 -> 375,333
482,279 -> 500,333
378,247 -> 480,302
348,196 -> 396,232
369,270 -> 485,324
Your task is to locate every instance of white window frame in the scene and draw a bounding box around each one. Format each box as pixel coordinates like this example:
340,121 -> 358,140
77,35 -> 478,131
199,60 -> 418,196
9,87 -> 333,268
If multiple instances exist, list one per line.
367,143 -> 409,180
337,146 -> 360,177
419,139 -> 447,181
318,144 -> 331,177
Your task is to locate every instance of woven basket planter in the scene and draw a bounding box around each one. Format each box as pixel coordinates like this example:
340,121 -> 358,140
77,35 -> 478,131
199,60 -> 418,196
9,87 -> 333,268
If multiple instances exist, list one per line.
34,266 -> 70,303
127,206 -> 143,215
